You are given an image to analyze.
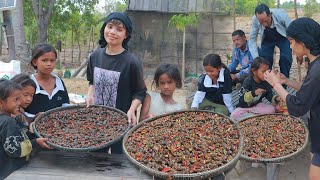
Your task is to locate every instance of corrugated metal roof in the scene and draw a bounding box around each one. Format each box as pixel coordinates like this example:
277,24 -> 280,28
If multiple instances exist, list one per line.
127,0 -> 229,14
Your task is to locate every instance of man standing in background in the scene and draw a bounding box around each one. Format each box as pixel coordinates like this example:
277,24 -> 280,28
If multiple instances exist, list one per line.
249,3 -> 292,78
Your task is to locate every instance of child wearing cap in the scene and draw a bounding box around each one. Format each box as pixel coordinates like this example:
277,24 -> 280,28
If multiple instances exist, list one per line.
86,12 -> 147,154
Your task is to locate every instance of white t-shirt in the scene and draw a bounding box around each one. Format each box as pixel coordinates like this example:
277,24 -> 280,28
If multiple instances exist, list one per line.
148,91 -> 182,116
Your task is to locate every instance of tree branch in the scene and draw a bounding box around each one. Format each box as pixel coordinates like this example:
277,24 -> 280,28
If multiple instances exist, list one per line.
31,0 -> 39,18
44,0 -> 56,24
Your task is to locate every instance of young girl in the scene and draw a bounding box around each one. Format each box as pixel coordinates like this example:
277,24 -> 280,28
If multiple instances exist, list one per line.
264,18 -> 320,180
11,74 -> 37,138
140,64 -> 183,121
0,79 -> 51,179
191,53 -> 234,116
86,12 -> 146,154
230,57 -> 276,121
25,43 -> 70,117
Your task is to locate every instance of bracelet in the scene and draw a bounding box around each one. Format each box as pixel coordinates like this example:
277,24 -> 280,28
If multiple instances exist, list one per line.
128,108 -> 135,111
272,82 -> 280,88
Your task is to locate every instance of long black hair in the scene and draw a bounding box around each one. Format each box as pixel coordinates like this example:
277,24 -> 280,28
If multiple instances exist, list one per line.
98,12 -> 133,49
287,17 -> 320,56
203,53 -> 227,69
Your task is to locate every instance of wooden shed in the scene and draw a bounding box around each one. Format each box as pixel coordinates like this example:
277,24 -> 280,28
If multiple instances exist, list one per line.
126,0 -> 237,76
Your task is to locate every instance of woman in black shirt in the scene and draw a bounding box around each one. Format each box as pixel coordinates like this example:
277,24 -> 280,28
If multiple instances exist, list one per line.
264,18 -> 320,180
86,12 -> 146,154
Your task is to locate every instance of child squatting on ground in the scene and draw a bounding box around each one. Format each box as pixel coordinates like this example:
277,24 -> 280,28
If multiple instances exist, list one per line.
191,53 -> 234,116
230,57 -> 276,121
140,63 -> 183,121
0,79 -> 52,179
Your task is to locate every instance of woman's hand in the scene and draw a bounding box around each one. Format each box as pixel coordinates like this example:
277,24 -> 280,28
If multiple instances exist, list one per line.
85,95 -> 94,107
86,85 -> 94,107
127,109 -> 137,126
36,138 -> 53,149
264,70 -> 280,86
278,73 -> 288,85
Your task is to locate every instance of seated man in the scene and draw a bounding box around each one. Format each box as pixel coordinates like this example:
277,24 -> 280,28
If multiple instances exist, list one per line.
228,30 -> 253,85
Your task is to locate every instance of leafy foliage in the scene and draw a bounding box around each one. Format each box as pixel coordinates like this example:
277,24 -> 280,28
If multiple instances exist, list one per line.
304,0 -> 320,17
168,14 -> 199,31
235,0 -> 276,16
22,0 -> 126,48
280,1 -> 303,9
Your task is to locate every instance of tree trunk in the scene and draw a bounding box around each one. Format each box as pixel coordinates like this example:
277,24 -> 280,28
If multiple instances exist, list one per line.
182,28 -> 186,88
294,0 -> 298,19
211,14 -> 215,50
277,0 -> 280,8
64,31 -> 67,63
76,31 -> 81,64
37,22 -> 48,43
3,10 -> 16,61
71,29 -> 74,65
88,27 -> 92,51
0,23 -> 2,56
12,0 -> 33,74
232,0 -> 236,30
32,0 -> 56,43
92,27 -> 95,49
195,28 -> 199,76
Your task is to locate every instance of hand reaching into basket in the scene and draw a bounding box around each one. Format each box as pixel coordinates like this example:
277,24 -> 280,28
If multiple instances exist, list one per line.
36,138 -> 53,149
127,109 -> 137,126
86,85 -> 94,107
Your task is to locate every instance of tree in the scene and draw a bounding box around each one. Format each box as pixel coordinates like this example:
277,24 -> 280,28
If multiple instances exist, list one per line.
235,0 -> 276,15
29,0 -> 99,44
169,14 -> 198,85
3,10 -> 16,60
304,0 -> 320,17
12,0 -> 32,73
280,0 -> 303,11
294,0 -> 298,18
31,0 -> 56,43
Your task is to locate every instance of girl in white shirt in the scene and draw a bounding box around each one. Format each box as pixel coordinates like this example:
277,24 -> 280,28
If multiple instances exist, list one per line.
140,64 -> 183,121
191,53 -> 234,115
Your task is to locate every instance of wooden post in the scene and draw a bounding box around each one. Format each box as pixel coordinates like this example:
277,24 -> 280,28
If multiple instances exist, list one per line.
267,163 -> 281,180
182,27 -> 186,88
294,0 -> 301,81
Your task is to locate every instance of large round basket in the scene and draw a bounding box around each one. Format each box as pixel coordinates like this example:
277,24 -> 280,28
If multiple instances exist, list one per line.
239,114 -> 309,163
123,110 -> 243,180
33,105 -> 130,152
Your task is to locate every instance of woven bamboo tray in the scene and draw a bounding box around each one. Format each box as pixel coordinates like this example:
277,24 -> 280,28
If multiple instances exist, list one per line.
239,113 -> 309,163
123,110 -> 243,180
33,105 -> 130,152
